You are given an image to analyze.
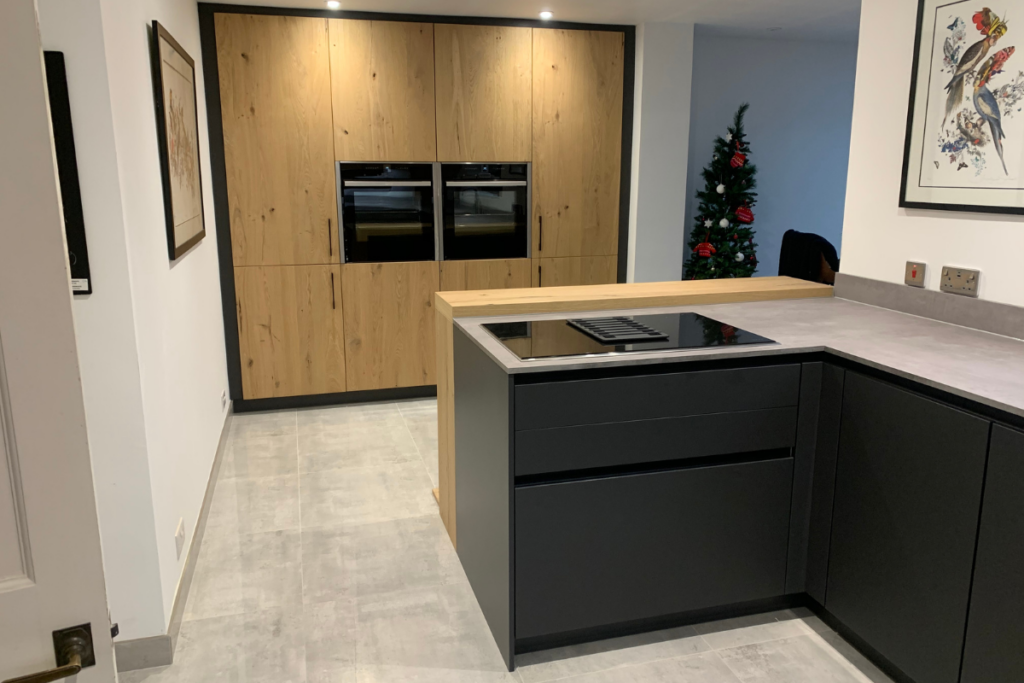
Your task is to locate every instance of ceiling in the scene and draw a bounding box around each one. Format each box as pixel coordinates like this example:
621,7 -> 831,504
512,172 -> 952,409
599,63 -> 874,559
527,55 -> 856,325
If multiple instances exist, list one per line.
213,0 -> 863,41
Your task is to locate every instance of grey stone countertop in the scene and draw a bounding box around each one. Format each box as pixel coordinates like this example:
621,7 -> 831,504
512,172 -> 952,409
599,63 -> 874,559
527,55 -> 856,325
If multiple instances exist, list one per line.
455,296 -> 1024,420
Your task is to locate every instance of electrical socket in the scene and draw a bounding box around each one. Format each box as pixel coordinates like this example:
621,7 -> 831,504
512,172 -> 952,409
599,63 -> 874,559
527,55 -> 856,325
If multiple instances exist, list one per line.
904,261 -> 926,288
940,266 -> 980,298
221,390 -> 228,412
175,518 -> 186,560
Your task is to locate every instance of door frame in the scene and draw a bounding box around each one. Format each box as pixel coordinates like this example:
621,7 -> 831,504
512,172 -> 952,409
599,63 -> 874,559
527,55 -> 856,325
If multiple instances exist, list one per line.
196,3 -> 636,408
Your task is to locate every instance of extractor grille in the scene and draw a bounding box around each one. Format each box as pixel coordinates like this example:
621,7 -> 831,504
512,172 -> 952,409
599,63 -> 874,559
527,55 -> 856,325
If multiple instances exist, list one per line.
566,316 -> 669,344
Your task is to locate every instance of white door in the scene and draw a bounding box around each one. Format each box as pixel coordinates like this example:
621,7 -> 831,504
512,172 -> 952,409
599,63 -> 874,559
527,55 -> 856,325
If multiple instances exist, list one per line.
0,0 -> 115,681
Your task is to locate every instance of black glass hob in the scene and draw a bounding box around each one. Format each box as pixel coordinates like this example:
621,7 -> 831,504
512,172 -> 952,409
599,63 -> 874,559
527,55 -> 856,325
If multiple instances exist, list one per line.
483,312 -> 775,361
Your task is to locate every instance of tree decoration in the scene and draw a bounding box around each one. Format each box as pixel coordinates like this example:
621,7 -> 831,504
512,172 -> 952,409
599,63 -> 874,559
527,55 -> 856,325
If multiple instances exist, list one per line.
716,184 -> 726,194
730,141 -> 748,169
685,103 -> 759,279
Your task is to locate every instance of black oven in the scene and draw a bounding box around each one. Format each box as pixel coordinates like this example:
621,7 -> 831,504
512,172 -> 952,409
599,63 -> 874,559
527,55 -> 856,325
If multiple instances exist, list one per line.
337,163 -> 439,263
441,163 -> 529,261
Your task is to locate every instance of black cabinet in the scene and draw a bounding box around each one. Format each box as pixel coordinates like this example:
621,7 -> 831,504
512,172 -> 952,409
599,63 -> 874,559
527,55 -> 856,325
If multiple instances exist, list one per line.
825,373 -> 990,683
961,425 -> 1024,683
515,457 -> 793,639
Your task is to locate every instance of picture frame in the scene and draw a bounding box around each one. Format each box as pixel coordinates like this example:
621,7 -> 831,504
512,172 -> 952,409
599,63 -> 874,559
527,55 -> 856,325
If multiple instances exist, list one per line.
900,0 -> 1024,215
151,20 -> 207,259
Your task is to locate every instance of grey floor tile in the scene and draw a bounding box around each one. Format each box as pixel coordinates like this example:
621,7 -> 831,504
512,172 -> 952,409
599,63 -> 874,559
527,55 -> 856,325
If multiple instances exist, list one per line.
695,609 -> 810,650
809,631 -> 895,683
240,529 -> 303,613
298,402 -> 402,431
718,634 -> 883,683
300,461 -> 436,529
395,398 -> 437,417
356,665 -> 518,682
298,420 -> 420,474
235,474 -> 301,534
231,410 -> 297,442
544,651 -> 741,683
223,434 -> 298,480
182,530 -> 243,621
517,626 -> 710,683
356,584 -> 508,672
304,599 -> 358,680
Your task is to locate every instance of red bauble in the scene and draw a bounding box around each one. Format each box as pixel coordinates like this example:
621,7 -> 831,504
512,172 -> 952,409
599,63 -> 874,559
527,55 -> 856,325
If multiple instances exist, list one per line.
735,204 -> 754,224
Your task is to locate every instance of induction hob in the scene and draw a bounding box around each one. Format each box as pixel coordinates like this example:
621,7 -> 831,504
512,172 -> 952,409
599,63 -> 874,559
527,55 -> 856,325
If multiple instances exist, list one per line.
483,312 -> 775,361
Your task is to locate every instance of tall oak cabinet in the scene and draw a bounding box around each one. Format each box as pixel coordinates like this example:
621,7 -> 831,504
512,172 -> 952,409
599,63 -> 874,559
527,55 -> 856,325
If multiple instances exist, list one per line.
212,12 -> 628,401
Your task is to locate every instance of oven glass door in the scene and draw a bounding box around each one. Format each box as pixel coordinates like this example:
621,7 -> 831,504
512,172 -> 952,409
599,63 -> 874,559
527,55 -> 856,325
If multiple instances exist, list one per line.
442,164 -> 528,260
340,164 -> 437,263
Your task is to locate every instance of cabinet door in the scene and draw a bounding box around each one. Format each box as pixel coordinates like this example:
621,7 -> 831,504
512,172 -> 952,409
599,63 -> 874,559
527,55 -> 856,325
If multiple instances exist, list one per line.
826,373 -> 989,683
329,19 -> 436,162
439,258 -> 531,292
532,29 -> 623,258
434,24 -> 532,162
961,426 -> 1024,683
216,14 -> 337,266
234,265 -> 345,400
532,255 -> 617,287
341,261 -> 439,390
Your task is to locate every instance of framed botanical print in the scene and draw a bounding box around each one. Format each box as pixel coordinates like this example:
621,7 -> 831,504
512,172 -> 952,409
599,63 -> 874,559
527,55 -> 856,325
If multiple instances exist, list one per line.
151,20 -> 206,259
901,1 -> 1024,214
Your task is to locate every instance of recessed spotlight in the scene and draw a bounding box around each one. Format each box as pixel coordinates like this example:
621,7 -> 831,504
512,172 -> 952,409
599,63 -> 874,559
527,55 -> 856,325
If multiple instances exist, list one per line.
767,26 -> 782,32
326,1 -> 341,9
539,11 -> 553,20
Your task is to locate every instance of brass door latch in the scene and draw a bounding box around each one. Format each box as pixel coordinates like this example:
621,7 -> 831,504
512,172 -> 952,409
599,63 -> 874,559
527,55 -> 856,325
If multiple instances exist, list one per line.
2,624 -> 95,683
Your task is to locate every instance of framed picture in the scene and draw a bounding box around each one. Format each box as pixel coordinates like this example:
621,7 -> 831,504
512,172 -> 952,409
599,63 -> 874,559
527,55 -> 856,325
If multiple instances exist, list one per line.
151,20 -> 206,259
901,1 -> 1024,214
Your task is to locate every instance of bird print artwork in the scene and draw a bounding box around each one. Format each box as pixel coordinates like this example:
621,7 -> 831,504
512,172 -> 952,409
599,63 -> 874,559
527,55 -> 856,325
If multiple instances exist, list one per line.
973,46 -> 1016,174
943,8 -> 1008,123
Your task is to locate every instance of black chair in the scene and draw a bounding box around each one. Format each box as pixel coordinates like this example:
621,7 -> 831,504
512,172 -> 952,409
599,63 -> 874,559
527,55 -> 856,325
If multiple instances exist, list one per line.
778,230 -> 840,285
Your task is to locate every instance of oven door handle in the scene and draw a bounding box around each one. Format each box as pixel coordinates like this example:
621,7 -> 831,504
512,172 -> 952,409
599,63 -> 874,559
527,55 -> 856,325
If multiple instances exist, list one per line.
445,180 -> 528,187
343,180 -> 432,187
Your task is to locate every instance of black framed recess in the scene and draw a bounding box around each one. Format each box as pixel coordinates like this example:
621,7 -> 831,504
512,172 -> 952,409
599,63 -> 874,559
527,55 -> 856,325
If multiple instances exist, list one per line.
197,3 -> 637,405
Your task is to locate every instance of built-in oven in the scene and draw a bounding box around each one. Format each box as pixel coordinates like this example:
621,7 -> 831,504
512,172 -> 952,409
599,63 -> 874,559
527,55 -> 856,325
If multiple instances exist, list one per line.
336,163 -> 440,263
441,163 -> 530,261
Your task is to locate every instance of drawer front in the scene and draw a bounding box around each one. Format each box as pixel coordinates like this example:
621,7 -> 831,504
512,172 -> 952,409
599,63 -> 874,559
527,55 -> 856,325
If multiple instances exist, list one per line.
514,364 -> 801,431
515,457 -> 794,639
515,407 -> 798,477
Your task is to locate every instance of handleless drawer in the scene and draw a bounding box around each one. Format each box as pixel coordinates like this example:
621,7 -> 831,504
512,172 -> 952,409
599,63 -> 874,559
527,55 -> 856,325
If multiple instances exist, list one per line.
514,364 -> 801,431
515,407 -> 798,478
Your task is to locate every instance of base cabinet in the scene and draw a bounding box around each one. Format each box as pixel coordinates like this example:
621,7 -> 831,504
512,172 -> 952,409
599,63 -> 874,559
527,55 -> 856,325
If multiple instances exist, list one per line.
532,255 -> 617,287
961,426 -> 1024,683
825,373 -> 989,683
515,457 -> 793,639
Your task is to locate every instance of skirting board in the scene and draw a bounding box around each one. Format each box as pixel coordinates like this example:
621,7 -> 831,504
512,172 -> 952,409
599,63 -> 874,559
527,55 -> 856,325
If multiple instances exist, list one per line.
114,404 -> 234,672
835,273 -> 1024,340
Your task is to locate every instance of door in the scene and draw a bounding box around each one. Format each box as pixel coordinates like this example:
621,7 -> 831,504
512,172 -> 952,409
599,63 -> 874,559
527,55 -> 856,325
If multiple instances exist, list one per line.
235,265 -> 346,400
439,259 -> 531,292
961,426 -> 1024,683
532,255 -> 617,287
342,262 -> 439,390
1,1 -> 113,679
532,29 -> 623,259
434,24 -> 532,162
329,19 -> 436,162
216,13 -> 337,267
826,373 -> 989,683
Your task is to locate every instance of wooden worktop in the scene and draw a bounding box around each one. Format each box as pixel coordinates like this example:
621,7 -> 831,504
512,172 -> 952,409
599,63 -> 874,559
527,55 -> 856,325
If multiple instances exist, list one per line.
434,276 -> 834,547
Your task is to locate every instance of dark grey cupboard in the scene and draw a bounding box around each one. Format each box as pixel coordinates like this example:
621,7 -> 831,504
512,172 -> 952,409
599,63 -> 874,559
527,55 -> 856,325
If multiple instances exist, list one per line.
825,372 -> 990,683
961,425 -> 1024,683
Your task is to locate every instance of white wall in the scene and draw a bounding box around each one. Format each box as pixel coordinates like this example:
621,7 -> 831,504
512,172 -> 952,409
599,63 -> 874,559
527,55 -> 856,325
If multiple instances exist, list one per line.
37,0 -> 228,640
628,22 -> 695,283
684,33 -> 858,279
840,0 -> 1024,305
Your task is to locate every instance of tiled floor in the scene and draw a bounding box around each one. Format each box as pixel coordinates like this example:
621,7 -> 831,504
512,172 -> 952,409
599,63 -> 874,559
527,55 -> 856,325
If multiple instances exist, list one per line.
121,399 -> 893,683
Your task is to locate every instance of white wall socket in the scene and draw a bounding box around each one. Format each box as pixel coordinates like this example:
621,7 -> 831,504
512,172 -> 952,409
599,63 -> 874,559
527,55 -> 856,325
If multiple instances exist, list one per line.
175,518 -> 186,560
221,390 -> 228,412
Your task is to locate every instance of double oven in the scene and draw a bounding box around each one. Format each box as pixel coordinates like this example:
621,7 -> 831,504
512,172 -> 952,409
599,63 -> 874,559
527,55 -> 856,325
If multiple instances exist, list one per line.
336,162 -> 530,263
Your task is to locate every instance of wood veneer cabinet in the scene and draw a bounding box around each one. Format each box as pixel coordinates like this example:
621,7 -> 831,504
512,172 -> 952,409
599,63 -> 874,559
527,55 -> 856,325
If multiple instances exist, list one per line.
439,259 -> 532,292
342,261 -> 439,390
216,14 -> 338,267
434,24 -> 532,162
329,19 -> 437,162
532,255 -> 617,288
234,265 -> 346,400
532,29 -> 624,261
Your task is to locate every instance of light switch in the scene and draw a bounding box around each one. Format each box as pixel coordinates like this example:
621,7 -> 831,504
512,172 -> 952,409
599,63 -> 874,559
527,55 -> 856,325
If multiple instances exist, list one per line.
940,266 -> 980,298
905,262 -> 926,288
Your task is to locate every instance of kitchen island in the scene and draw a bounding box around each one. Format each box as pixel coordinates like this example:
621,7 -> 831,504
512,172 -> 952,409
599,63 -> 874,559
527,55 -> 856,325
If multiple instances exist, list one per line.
450,293 -> 1024,683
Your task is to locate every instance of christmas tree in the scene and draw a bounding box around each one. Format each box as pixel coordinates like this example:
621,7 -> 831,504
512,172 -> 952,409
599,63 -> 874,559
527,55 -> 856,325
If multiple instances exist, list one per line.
685,103 -> 758,279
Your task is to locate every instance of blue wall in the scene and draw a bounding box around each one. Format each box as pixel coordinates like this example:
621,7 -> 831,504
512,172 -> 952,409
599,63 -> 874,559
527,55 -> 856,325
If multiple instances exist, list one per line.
684,32 -> 858,278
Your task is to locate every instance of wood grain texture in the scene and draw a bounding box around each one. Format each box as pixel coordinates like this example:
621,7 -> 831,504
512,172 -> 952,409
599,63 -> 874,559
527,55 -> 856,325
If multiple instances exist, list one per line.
439,258 -> 532,291
434,24 -> 532,162
216,14 -> 337,266
434,276 -> 835,545
532,28 -> 624,258
235,265 -> 345,400
329,19 -> 436,162
533,255 -> 617,288
342,261 -> 440,390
